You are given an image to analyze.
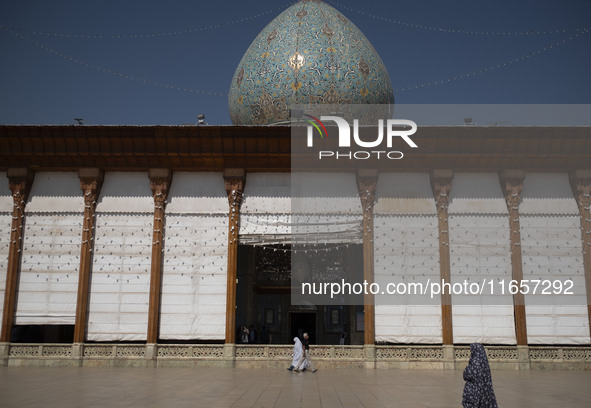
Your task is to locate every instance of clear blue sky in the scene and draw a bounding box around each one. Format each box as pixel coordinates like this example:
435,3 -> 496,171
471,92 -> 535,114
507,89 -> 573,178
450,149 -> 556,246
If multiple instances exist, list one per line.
0,0 -> 589,125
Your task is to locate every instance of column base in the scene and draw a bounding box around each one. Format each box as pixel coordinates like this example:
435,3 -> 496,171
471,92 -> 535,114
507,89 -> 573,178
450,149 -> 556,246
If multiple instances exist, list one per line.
0,342 -> 9,367
442,345 -> 455,370
517,345 -> 530,370
145,343 -> 158,367
71,343 -> 84,367
223,344 -> 236,368
364,344 -> 376,369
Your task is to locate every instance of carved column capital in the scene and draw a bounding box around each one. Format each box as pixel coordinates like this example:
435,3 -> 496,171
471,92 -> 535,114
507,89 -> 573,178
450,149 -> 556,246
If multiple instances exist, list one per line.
224,169 -> 246,209
430,169 -> 453,211
7,168 -> 34,204
356,169 -> 378,212
6,168 -> 34,251
500,170 -> 525,209
224,168 -> 246,243
570,170 -> 591,210
570,170 -> 591,257
149,169 -> 172,206
224,169 -> 246,246
148,169 -> 172,252
499,170 -> 526,257
78,168 -> 103,206
570,171 -> 591,257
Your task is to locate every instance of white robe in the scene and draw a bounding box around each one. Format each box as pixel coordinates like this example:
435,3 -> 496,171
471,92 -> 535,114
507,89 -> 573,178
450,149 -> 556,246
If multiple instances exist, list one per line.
291,337 -> 303,367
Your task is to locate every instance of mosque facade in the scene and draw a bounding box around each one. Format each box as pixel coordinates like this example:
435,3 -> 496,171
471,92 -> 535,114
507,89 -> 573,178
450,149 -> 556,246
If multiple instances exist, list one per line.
0,0 -> 590,369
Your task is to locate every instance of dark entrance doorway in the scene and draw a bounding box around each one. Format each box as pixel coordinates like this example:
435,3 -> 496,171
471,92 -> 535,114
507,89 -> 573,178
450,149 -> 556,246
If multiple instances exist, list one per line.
290,312 -> 316,342
236,244 -> 363,345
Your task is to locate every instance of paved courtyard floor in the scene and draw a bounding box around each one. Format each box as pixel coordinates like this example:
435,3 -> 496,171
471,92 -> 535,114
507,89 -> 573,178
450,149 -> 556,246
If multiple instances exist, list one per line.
1,366 -> 590,407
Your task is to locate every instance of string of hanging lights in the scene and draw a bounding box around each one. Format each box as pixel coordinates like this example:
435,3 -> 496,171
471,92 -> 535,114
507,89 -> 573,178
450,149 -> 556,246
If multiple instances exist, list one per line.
1,0 -> 582,40
0,1 -> 297,40
394,27 -> 589,93
327,1 -> 586,37
1,11 -> 588,99
0,26 -> 225,97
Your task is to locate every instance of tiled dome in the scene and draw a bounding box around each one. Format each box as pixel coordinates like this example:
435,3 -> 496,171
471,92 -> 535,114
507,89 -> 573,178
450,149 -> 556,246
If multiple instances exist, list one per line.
228,0 -> 394,125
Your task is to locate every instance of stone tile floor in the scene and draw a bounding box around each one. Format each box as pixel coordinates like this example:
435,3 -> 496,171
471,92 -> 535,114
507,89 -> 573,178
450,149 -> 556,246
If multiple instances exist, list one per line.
1,367 -> 590,407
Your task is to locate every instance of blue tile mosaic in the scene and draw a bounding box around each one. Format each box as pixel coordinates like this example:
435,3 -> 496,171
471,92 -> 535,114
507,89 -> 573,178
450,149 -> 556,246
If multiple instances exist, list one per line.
228,0 -> 394,125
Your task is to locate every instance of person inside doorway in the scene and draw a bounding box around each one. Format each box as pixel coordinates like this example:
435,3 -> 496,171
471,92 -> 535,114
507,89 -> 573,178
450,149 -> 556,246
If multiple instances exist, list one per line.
239,325 -> 249,344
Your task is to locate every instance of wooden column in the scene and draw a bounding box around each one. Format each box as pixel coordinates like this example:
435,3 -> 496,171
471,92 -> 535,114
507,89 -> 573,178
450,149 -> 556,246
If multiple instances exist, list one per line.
147,169 -> 172,344
223,169 -> 245,344
1,168 -> 34,343
569,170 -> 591,340
73,168 -> 103,343
430,169 -> 454,345
500,170 -> 528,345
357,169 -> 378,345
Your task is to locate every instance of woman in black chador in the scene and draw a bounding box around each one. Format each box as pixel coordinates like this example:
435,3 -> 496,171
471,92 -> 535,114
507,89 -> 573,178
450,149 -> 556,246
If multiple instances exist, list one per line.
462,343 -> 498,408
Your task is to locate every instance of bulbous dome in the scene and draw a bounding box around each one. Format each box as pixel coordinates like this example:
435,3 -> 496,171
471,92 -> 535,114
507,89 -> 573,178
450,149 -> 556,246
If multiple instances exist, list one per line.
228,0 -> 394,125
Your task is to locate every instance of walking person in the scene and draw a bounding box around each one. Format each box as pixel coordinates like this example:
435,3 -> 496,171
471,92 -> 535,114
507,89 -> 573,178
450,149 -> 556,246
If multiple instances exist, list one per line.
462,343 -> 498,408
287,336 -> 304,371
294,332 -> 317,373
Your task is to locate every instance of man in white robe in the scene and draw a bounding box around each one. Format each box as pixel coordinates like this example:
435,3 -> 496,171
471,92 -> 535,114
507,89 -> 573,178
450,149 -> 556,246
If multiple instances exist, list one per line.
294,333 -> 316,373
287,336 -> 304,371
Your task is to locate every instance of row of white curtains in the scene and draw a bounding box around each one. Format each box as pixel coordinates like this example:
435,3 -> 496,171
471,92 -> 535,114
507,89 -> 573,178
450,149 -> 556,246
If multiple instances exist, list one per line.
0,171 -> 588,345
